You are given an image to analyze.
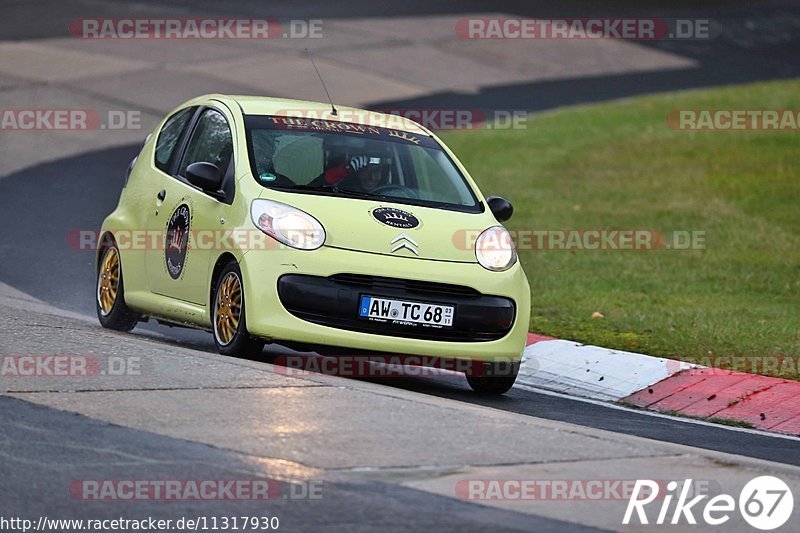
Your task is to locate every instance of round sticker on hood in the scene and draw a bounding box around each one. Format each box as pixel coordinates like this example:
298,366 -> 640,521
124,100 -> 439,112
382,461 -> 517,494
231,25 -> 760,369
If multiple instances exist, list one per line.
372,207 -> 419,229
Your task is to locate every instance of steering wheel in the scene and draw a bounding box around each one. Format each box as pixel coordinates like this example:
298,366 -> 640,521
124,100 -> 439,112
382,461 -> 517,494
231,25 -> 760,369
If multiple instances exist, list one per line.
370,184 -> 419,199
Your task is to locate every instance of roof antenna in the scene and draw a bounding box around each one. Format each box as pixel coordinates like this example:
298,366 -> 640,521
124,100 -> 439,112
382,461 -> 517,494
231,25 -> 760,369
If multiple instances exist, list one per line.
304,48 -> 337,116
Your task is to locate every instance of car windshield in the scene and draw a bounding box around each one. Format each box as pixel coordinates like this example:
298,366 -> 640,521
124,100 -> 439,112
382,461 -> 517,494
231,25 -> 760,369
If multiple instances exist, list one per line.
244,115 -> 480,212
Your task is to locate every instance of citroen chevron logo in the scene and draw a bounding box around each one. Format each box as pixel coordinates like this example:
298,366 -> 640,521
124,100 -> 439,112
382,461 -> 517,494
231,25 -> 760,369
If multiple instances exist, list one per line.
390,233 -> 419,256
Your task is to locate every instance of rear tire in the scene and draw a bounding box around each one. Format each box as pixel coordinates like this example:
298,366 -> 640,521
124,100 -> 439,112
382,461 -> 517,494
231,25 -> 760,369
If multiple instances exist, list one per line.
212,262 -> 265,357
96,245 -> 140,332
466,361 -> 519,395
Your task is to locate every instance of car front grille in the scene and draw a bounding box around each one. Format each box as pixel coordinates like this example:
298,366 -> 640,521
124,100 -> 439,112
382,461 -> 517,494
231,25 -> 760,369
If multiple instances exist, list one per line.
328,273 -> 480,299
277,274 -> 515,343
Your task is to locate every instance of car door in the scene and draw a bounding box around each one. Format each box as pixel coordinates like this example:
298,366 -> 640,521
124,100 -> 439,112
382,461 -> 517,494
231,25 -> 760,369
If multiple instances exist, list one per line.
145,106 -> 236,307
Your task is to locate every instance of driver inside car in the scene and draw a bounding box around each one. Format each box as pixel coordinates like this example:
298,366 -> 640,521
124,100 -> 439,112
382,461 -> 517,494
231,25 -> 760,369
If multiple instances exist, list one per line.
309,151 -> 390,192
338,155 -> 388,193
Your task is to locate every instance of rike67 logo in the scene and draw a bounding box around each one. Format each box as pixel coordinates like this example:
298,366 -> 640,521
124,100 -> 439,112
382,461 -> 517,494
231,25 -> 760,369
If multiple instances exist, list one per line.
624,476 -> 793,530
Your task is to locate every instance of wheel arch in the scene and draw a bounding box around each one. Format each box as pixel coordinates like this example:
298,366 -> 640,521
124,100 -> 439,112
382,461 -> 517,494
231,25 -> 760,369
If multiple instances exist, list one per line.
209,252 -> 238,309
96,231 -> 117,274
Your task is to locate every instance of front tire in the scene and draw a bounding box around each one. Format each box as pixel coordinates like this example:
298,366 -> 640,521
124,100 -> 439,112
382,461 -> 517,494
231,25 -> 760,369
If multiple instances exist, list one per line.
212,262 -> 265,357
96,245 -> 140,331
466,361 -> 519,395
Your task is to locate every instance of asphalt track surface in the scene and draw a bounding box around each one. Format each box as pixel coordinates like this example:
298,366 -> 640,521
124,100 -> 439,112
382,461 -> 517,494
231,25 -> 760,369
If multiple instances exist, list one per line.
3,396 -> 600,532
2,1 -> 800,530
0,144 -> 798,470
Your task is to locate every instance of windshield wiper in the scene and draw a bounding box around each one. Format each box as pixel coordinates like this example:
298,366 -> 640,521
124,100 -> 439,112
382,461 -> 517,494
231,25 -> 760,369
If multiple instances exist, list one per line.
264,183 -> 392,201
330,186 -> 392,201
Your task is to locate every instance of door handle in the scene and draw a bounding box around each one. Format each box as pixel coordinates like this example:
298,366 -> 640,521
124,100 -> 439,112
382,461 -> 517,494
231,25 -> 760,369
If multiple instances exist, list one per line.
157,189 -> 166,201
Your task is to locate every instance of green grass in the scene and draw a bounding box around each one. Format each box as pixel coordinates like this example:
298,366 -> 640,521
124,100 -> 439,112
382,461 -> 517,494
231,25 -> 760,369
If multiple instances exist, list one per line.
441,79 -> 800,379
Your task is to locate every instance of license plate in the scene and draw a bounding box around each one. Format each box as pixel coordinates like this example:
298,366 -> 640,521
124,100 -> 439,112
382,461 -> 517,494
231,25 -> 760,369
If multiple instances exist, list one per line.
358,295 -> 454,328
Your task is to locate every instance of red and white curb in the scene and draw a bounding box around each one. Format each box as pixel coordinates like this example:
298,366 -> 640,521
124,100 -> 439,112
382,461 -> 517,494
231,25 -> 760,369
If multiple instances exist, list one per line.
518,333 -> 800,436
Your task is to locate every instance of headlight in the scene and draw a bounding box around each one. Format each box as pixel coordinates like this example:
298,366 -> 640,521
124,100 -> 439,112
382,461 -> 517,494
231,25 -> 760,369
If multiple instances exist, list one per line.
475,226 -> 516,271
250,199 -> 325,250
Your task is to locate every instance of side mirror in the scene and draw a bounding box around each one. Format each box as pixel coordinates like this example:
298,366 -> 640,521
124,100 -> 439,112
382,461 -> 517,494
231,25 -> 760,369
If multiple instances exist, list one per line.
486,195 -> 513,222
186,162 -> 223,192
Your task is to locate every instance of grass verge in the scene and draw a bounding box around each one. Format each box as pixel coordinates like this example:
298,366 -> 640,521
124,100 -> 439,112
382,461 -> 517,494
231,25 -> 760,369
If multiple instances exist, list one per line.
442,79 -> 800,379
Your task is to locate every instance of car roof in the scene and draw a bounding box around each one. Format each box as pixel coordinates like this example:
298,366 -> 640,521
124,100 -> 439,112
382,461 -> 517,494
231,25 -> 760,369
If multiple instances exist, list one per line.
204,94 -> 430,136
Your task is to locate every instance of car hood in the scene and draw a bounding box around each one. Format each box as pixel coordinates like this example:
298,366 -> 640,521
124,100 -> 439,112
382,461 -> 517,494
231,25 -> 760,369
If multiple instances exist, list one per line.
259,189 -> 493,263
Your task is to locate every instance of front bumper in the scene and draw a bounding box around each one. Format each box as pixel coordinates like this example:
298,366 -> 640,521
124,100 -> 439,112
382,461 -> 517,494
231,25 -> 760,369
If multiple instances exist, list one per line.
278,273 -> 515,342
240,246 -> 530,362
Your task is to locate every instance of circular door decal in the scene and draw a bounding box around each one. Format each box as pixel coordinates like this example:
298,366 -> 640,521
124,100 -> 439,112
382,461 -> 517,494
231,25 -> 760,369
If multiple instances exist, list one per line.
165,204 -> 191,279
372,207 -> 419,229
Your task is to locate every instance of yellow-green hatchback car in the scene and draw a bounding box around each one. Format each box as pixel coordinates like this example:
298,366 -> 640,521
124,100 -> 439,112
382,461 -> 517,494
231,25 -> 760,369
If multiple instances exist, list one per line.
96,94 -> 530,393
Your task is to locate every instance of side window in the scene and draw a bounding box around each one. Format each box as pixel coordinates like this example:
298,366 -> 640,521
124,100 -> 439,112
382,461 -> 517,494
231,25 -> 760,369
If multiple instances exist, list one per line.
154,107 -> 195,172
178,109 -> 233,178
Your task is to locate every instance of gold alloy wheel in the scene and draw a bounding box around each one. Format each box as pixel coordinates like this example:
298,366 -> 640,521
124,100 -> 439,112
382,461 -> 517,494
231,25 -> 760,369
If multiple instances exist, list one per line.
214,272 -> 242,346
97,247 -> 120,316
